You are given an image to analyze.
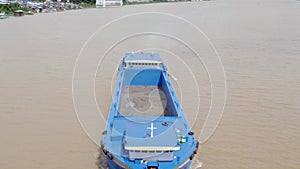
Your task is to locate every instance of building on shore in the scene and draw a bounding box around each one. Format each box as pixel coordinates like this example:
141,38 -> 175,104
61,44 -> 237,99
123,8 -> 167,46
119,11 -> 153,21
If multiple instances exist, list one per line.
96,0 -> 123,7
0,0 -> 9,4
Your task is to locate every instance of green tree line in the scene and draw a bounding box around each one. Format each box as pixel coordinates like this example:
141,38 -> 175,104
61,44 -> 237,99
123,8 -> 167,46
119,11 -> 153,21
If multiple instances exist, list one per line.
0,3 -> 32,15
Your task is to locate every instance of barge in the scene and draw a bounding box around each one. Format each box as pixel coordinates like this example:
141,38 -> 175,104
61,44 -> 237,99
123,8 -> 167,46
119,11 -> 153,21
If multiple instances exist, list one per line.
101,52 -> 199,169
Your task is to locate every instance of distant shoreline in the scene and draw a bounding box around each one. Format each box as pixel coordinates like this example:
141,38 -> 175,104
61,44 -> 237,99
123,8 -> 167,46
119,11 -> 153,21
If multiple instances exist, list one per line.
1,1 -> 200,20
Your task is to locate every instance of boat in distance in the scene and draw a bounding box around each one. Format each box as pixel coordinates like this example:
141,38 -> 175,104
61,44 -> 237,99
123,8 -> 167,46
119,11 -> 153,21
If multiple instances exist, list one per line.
0,12 -> 8,19
101,52 -> 199,169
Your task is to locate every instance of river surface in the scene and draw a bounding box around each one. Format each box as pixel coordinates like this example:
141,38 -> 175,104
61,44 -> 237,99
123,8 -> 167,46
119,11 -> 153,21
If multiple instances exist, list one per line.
1,0 -> 300,168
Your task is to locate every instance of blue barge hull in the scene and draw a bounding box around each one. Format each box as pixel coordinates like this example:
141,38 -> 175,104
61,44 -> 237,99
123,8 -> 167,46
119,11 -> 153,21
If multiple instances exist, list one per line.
101,52 -> 199,169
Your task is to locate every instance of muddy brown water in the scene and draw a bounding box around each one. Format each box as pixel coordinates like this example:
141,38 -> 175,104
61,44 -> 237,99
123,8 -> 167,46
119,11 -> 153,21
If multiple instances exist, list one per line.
1,0 -> 300,168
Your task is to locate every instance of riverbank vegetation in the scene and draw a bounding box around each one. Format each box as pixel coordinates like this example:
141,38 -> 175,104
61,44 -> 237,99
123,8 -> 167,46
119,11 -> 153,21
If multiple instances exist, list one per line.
0,3 -> 32,15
